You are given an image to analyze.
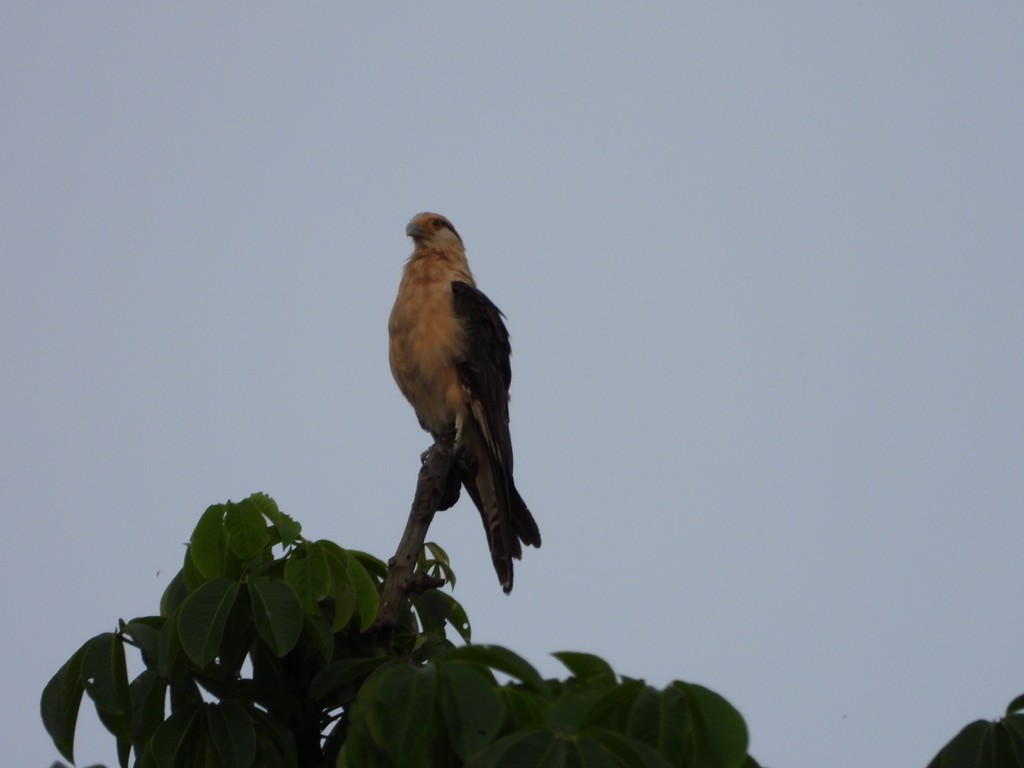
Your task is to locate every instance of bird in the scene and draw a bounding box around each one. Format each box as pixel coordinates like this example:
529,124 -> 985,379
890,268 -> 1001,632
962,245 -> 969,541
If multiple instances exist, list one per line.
388,212 -> 541,593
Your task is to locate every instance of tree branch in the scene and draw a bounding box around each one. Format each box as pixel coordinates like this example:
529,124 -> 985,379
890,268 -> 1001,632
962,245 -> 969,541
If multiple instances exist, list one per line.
374,425 -> 458,631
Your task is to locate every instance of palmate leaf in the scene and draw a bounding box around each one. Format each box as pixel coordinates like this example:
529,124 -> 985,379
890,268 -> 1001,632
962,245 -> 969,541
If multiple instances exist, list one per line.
928,716 -> 1024,768
372,665 -> 439,766
303,612 -> 335,664
465,729 -> 567,767
439,661 -> 505,761
159,569 -> 189,617
81,632 -> 133,747
248,575 -> 302,657
224,499 -> 271,560
579,679 -> 646,732
347,550 -> 380,631
499,688 -> 550,730
189,504 -> 229,578
1009,695 -> 1024,716
251,710 -> 298,768
207,700 -> 256,768
309,657 -> 393,701
569,734 -> 622,768
157,610 -> 189,682
928,720 -> 996,768
121,616 -> 163,667
319,542 -> 357,631
674,682 -> 749,768
284,541 -> 330,613
177,578 -> 240,667
444,645 -> 550,696
547,680 -> 621,735
627,685 -> 688,762
552,652 -> 615,683
150,707 -> 201,768
41,640 -> 88,763
410,589 -> 465,639
128,668 -> 166,758
247,491 -> 301,547
585,728 -> 674,768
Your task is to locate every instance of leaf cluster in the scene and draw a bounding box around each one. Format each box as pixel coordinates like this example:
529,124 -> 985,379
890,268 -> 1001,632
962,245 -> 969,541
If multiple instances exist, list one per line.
340,645 -> 755,767
43,492 -> 1021,768
42,493 -> 451,768
42,493 -> 758,768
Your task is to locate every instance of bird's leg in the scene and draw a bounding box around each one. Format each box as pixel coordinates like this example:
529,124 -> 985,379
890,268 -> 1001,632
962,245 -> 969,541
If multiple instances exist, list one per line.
436,421 -> 462,511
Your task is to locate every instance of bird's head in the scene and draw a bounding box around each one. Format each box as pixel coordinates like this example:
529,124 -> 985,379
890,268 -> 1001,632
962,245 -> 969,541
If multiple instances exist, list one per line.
406,212 -> 463,248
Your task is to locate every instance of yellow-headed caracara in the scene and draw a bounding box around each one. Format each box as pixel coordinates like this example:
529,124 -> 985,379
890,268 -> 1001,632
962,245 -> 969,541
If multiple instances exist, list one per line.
388,212 -> 541,593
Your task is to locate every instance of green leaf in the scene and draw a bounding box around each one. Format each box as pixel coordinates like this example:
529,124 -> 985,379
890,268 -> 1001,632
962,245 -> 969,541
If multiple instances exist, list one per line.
81,632 -> 133,748
1009,695 -> 1024,716
425,541 -> 451,564
933,720 -> 996,768
252,710 -> 299,768
321,543 -> 357,631
410,590 -> 457,636
424,541 -> 457,587
81,632 -> 129,715
248,575 -> 303,657
225,500 -> 271,560
347,550 -> 381,631
446,594 -> 472,644
585,728 -> 674,768
627,685 -> 688,761
128,668 -> 167,758
349,550 -> 388,581
182,546 -> 207,591
579,679 -> 645,732
190,504 -> 229,578
303,612 -> 335,664
177,578 -> 240,667
571,734 -> 621,768
207,700 -> 256,768
117,735 -> 131,768
1003,714 -> 1024,750
122,617 -> 164,667
157,610 -> 188,682
440,661 -> 505,760
547,682 -> 619,735
41,641 -> 88,763
159,570 -> 189,616
151,708 -> 200,768
552,652 -> 615,682
374,665 -> 438,766
994,718 -> 1024,767
499,689 -> 550,730
466,729 -> 567,767
284,541 -> 331,613
444,645 -> 550,696
247,492 -> 301,547
674,682 -> 749,768
310,657 -> 393,701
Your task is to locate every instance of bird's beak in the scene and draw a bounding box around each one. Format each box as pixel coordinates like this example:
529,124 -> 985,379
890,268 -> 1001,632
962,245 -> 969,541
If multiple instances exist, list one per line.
406,222 -> 427,239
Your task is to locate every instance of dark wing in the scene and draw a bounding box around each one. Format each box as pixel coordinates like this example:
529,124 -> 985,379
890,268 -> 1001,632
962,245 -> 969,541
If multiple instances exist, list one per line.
451,281 -> 513,469
451,282 -> 541,588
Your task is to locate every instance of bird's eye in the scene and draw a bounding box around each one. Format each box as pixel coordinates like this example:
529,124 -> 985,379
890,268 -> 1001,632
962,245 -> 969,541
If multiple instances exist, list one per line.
434,218 -> 446,230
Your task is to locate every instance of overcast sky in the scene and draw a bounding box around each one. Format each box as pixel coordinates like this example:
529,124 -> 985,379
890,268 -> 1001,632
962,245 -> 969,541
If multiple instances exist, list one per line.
4,5 -> 1023,767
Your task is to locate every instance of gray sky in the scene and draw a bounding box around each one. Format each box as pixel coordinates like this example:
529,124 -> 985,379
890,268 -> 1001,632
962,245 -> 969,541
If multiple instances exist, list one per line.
4,5 -> 1022,766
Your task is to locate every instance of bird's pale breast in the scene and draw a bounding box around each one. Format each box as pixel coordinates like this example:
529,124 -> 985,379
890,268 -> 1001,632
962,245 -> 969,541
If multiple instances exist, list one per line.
388,257 -> 472,434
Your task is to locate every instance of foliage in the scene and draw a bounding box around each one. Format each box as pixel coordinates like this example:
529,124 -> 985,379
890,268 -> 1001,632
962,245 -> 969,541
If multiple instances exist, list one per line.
42,493 -> 1024,767
42,493 -> 756,768
926,696 -> 1024,768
